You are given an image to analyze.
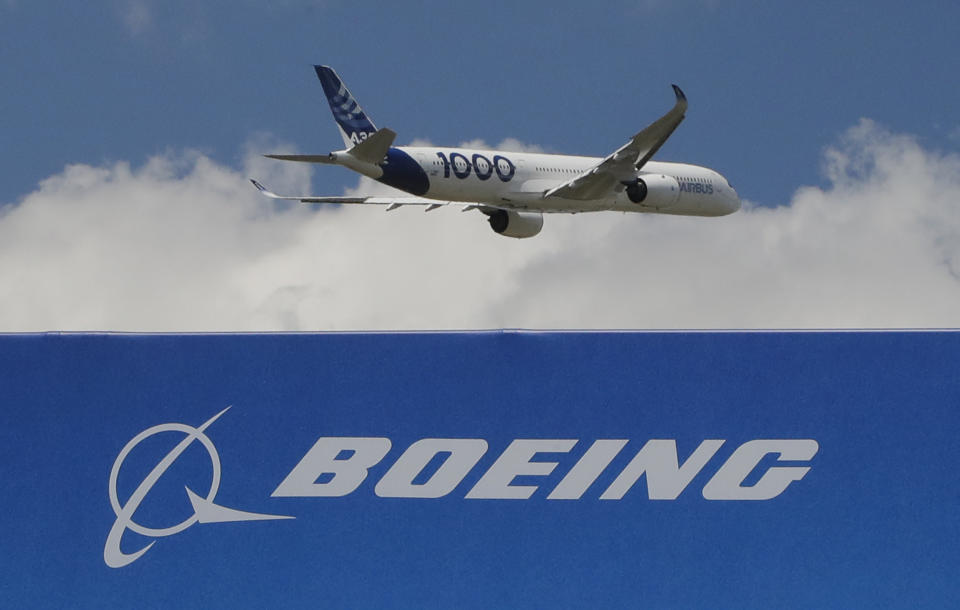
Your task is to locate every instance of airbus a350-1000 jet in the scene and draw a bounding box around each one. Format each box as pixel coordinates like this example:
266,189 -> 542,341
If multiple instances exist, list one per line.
251,65 -> 740,238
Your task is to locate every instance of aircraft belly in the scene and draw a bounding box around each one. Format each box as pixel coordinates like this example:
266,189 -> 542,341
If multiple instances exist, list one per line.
426,177 -> 517,206
676,189 -> 732,215
424,180 -> 461,201
549,198 -> 611,213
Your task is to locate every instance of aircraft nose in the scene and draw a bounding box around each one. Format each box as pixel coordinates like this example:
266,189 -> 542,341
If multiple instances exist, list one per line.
728,187 -> 741,214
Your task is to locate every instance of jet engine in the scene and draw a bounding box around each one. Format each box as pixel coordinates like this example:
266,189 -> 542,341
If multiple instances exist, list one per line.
485,210 -> 544,238
621,174 -> 680,208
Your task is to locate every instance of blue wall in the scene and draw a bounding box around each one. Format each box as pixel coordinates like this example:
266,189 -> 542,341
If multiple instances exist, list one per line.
1,332 -> 957,607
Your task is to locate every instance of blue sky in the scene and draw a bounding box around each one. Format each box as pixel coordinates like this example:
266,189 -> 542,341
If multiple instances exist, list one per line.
2,1 -> 960,331
3,1 -> 958,207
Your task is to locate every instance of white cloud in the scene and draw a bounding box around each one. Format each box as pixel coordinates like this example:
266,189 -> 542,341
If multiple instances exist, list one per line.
1,120 -> 959,331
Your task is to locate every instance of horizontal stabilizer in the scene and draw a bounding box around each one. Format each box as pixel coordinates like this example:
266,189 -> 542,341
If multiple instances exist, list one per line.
347,128 -> 396,164
263,154 -> 337,164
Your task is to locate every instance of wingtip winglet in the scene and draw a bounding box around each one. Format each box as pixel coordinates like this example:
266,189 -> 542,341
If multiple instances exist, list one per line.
671,84 -> 687,102
250,179 -> 280,199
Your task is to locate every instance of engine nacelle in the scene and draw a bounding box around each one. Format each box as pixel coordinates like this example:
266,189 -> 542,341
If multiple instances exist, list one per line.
619,174 -> 680,209
486,210 -> 544,238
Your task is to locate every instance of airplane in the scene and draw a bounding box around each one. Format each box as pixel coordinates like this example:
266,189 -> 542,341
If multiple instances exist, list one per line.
251,65 -> 740,238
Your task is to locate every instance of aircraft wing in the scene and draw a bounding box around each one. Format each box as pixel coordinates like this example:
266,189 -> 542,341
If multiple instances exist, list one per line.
263,128 -> 396,165
251,179 -> 481,212
263,154 -> 338,164
544,85 -> 688,200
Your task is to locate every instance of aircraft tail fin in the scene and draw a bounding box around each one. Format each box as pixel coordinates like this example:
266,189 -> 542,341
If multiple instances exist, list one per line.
314,65 -> 378,148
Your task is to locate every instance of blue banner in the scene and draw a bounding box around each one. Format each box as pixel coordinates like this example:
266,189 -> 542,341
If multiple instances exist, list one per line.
1,332 -> 957,607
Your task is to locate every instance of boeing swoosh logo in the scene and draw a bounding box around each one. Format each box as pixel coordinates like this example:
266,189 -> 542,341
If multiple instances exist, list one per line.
104,408 -> 292,568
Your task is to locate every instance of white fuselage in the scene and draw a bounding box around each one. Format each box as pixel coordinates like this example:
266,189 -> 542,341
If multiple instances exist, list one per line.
389,147 -> 740,216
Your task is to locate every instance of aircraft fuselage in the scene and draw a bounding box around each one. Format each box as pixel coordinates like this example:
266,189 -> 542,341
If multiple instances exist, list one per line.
371,146 -> 739,216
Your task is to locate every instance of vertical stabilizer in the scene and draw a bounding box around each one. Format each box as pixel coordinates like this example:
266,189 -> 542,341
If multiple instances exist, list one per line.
314,65 -> 378,148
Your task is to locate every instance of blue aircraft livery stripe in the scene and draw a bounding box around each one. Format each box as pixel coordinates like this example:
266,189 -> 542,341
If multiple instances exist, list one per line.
314,65 -> 377,140
378,148 -> 429,195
